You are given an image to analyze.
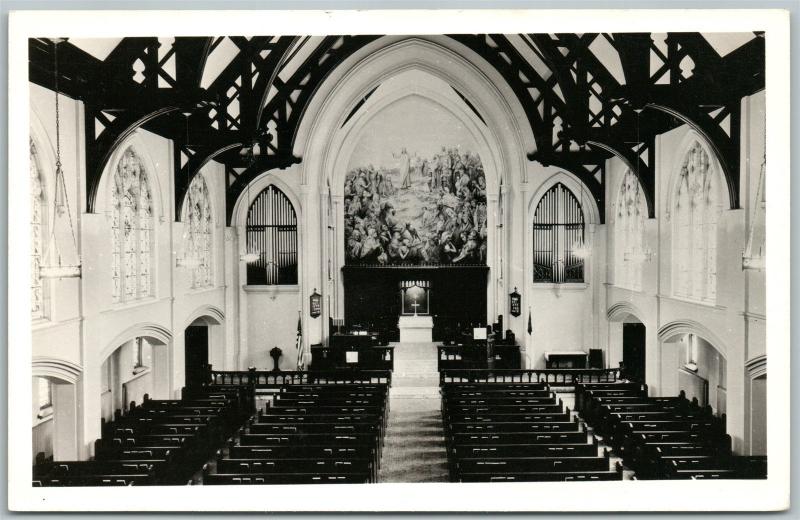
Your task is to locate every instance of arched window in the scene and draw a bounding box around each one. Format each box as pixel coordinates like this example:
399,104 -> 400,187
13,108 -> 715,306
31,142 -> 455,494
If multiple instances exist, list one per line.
672,141 -> 721,303
30,138 -> 47,319
246,185 -> 298,285
184,173 -> 213,288
614,169 -> 646,291
533,182 -> 585,283
111,147 -> 153,303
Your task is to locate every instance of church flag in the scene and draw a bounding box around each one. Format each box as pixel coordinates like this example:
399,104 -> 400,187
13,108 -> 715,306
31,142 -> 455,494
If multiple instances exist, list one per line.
295,312 -> 304,371
527,307 -> 532,335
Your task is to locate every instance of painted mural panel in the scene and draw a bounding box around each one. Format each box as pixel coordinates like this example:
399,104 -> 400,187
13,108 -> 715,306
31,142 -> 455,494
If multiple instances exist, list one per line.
343,94 -> 487,266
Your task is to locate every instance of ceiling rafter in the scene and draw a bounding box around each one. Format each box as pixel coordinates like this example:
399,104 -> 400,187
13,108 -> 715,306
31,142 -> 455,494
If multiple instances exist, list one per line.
28,33 -> 764,223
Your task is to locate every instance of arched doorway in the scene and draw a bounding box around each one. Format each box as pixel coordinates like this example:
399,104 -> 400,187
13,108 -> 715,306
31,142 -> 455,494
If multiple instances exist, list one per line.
607,303 -> 647,383
181,308 -> 225,389
622,322 -> 646,383
746,356 -> 767,455
32,376 -> 80,463
658,326 -> 727,415
185,320 -> 209,389
32,358 -> 82,463
99,329 -> 171,423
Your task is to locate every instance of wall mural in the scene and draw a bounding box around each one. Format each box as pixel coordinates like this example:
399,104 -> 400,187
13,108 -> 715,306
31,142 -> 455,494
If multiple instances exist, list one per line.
344,147 -> 487,265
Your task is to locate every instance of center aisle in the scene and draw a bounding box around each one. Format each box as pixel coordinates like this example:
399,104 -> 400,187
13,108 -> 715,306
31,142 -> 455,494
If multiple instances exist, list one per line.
378,342 -> 449,483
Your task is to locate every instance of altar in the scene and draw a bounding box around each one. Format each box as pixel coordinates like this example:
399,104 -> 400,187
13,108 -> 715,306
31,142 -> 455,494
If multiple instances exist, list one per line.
397,280 -> 433,343
398,315 -> 434,343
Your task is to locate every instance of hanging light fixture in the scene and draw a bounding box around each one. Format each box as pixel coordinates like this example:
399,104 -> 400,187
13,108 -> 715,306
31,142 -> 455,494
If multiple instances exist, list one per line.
177,110 -> 202,269
742,130 -> 766,270
571,175 -> 591,260
40,38 -> 81,279
623,108 -> 653,263
239,138 -> 261,264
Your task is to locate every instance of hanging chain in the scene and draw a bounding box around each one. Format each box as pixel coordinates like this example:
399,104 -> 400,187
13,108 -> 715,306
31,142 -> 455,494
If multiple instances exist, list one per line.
49,39 -> 80,265
54,40 -> 61,174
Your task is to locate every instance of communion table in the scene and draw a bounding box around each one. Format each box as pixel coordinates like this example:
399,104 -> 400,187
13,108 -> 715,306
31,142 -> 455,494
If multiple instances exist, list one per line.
398,315 -> 434,343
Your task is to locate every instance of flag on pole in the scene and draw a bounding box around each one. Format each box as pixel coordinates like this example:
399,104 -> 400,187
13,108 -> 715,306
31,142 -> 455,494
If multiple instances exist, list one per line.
527,307 -> 533,335
295,312 -> 305,370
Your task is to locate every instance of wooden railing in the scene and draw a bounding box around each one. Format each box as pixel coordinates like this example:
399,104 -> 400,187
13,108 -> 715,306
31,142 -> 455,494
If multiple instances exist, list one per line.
439,368 -> 621,385
437,345 -> 521,371
207,366 -> 392,387
311,345 -> 394,371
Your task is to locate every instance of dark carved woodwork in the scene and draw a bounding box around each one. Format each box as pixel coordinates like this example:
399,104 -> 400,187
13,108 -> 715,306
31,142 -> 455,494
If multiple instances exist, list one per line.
28,33 -> 764,221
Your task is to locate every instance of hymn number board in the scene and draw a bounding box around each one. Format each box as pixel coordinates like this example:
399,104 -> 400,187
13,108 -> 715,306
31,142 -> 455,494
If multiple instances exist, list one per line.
401,280 -> 430,315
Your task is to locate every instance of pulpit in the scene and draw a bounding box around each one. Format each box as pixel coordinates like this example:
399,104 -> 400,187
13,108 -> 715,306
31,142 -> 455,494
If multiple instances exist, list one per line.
398,315 -> 434,343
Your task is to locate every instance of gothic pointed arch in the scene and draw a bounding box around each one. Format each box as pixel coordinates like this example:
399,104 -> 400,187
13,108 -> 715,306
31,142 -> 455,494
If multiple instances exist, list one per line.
531,182 -> 586,284
182,172 -> 214,288
245,183 -> 299,285
110,146 -> 155,303
30,137 -> 48,319
614,169 -> 647,291
657,319 -> 728,361
670,137 -> 725,304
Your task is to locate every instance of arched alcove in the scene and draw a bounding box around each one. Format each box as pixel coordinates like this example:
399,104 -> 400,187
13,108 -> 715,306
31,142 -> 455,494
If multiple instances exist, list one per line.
31,357 -> 83,462
745,355 -> 767,455
182,305 -> 226,385
98,323 -> 173,418
607,302 -> 648,383
658,320 -> 728,415
296,38 -> 531,336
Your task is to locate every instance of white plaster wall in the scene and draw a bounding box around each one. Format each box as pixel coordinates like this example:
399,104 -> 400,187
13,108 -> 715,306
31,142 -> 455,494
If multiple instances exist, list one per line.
245,288 -> 302,371
27,43 -> 766,461
602,91 -> 766,453
231,164 -> 306,371
29,83 -> 233,460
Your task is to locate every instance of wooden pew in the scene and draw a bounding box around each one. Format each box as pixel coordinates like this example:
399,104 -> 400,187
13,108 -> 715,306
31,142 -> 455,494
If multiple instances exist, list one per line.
202,472 -> 369,485
205,382 -> 389,485
442,380 -> 615,483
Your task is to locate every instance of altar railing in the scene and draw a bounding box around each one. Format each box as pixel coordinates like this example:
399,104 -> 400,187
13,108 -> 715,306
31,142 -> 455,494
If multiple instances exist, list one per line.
439,368 -> 621,385
207,366 -> 392,387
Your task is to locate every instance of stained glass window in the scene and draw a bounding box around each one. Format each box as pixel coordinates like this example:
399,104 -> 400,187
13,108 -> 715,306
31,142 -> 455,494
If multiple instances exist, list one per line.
30,138 -> 46,319
185,174 -> 213,288
111,147 -> 153,303
614,169 -> 646,291
672,141 -> 720,303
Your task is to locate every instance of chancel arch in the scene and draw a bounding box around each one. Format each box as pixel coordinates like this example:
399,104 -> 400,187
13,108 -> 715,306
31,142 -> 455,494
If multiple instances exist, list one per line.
312,71 -> 513,340
296,39 -> 533,344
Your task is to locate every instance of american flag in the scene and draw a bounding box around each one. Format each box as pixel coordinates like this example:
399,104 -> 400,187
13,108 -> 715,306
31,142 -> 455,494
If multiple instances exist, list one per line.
295,312 -> 305,370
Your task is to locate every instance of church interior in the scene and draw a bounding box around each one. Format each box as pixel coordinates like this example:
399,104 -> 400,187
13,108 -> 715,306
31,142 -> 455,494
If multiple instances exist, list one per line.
27,33 -> 767,486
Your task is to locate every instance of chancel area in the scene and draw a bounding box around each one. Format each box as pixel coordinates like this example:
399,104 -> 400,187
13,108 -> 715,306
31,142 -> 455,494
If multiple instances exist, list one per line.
26,33 -> 767,486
